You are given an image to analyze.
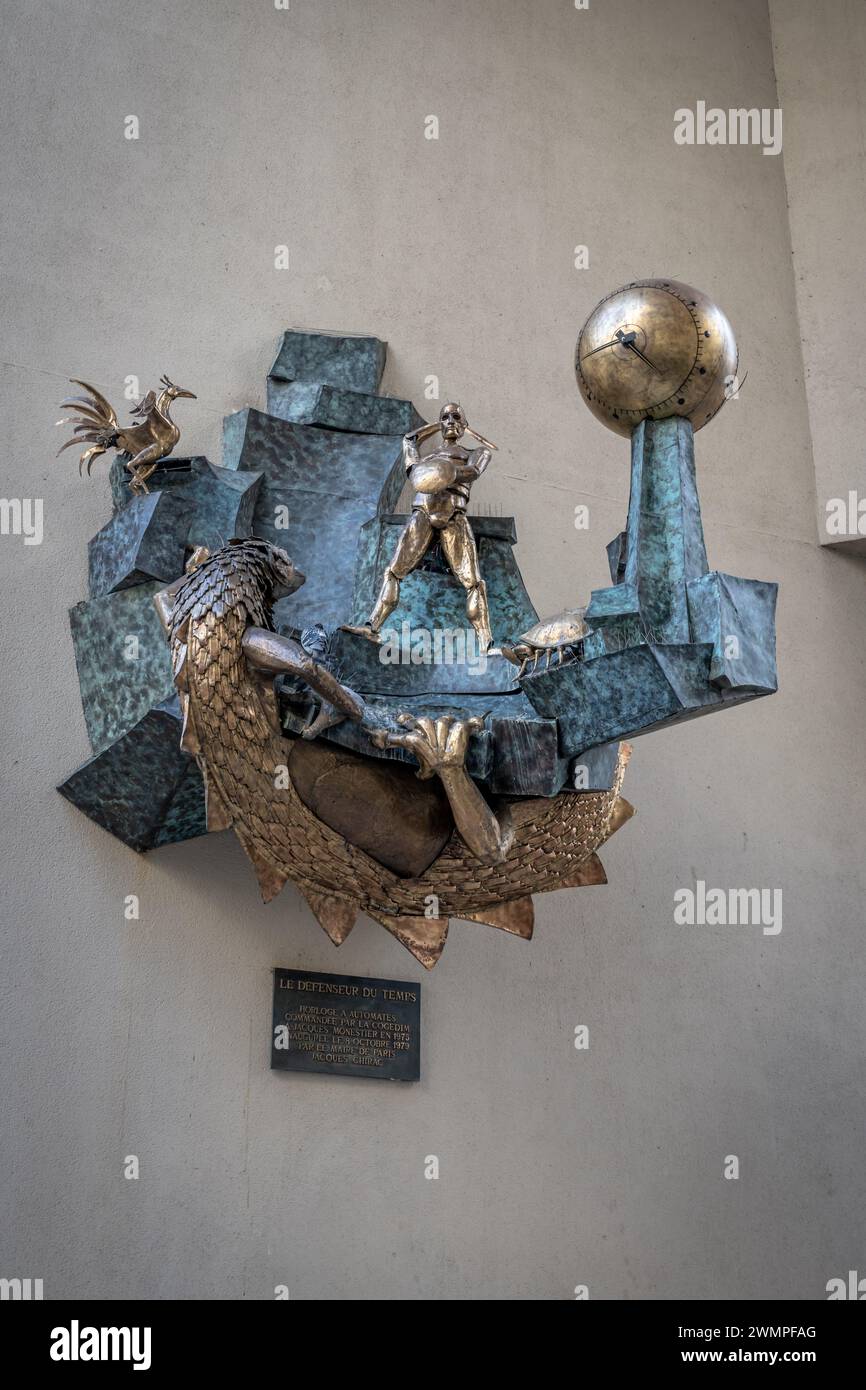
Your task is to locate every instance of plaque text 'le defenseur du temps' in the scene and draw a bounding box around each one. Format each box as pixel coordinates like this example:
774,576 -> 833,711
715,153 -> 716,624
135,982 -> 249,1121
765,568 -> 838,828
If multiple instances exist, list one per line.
271,969 -> 420,1081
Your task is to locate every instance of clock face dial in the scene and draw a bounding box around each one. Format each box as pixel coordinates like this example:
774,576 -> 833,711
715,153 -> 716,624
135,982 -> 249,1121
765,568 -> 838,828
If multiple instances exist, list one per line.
575,279 -> 738,437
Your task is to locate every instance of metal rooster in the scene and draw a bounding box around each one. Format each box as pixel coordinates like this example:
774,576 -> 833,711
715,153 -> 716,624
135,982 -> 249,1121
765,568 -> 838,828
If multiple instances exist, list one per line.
57,375 -> 196,494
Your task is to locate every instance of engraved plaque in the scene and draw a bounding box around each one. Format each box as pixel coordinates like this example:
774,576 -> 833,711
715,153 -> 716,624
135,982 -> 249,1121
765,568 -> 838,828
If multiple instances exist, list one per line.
271,968 -> 420,1081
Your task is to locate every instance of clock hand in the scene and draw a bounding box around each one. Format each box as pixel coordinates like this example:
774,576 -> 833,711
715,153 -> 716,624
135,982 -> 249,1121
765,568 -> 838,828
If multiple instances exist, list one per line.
581,328 -> 662,374
580,337 -> 623,361
622,339 -> 662,374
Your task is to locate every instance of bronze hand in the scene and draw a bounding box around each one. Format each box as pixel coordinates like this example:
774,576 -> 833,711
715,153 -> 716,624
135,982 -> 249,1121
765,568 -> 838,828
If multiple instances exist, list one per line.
371,714 -> 510,864
371,713 -> 483,778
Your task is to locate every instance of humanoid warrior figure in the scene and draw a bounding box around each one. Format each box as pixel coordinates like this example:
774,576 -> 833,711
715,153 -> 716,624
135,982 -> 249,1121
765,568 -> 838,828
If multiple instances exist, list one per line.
343,402 -> 497,652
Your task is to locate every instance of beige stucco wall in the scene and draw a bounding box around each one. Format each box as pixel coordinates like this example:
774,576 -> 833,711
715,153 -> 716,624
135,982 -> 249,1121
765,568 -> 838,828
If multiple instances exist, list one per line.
770,0 -> 866,550
1,0 -> 864,1299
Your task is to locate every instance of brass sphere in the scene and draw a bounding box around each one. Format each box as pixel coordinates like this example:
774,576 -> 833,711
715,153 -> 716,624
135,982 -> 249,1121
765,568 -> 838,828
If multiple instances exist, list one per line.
575,278 -> 738,437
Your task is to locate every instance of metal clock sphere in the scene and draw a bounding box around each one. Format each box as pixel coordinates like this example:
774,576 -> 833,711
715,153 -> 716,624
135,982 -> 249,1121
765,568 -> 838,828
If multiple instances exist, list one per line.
575,278 -> 738,437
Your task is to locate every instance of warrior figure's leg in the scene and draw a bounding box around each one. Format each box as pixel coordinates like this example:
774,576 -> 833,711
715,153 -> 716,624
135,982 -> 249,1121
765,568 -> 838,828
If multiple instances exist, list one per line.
438,512 -> 493,653
343,509 -> 434,642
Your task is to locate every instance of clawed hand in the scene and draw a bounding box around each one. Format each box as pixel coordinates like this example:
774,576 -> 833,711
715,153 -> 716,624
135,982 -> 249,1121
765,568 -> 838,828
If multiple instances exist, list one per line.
371,712 -> 506,863
370,713 -> 485,779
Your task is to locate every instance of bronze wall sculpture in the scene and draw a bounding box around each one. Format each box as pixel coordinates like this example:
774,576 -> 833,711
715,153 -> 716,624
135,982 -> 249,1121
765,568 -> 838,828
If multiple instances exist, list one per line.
57,289 -> 777,970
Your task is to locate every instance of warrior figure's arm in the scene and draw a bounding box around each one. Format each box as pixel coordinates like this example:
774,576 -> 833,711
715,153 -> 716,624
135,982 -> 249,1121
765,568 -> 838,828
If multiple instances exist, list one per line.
456,445 -> 492,484
402,421 -> 439,471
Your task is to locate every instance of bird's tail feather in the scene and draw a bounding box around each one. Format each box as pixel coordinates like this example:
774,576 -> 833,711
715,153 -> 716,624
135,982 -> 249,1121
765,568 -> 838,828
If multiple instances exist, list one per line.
56,379 -> 120,473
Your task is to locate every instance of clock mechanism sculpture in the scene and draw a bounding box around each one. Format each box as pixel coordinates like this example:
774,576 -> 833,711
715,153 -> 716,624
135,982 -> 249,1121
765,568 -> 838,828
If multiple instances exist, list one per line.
575,278 -> 738,436
57,283 -> 778,969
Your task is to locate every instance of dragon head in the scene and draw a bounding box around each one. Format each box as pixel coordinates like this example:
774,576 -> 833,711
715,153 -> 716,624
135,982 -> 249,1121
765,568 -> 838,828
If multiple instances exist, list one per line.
266,542 -> 305,598
221,537 -> 305,599
170,538 -> 306,645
